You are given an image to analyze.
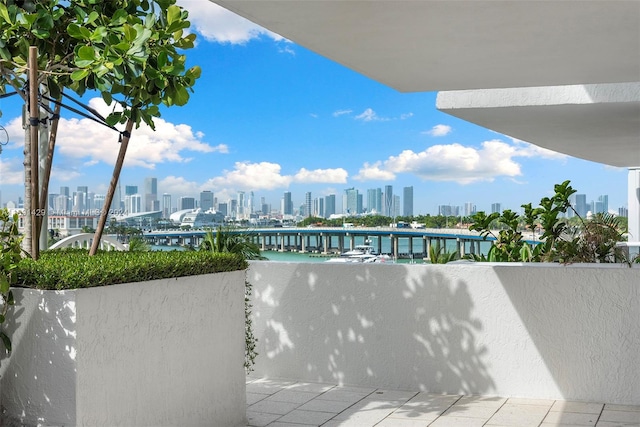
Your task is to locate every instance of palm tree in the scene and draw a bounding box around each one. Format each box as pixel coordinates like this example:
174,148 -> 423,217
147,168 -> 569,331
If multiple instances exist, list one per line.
199,227 -> 266,260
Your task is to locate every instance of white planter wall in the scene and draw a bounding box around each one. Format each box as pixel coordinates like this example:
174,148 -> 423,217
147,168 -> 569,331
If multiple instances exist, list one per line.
248,261 -> 640,405
0,272 -> 247,427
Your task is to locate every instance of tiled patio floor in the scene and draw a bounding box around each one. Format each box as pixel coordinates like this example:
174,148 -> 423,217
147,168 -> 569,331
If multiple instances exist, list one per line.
246,377 -> 640,427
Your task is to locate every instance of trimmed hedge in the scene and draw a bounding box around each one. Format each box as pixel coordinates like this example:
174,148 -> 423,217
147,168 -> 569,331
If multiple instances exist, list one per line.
16,249 -> 248,290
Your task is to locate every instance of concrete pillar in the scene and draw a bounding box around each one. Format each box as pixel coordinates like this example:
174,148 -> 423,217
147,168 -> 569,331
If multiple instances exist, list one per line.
391,235 -> 397,258
323,234 -> 328,254
350,235 -> 355,250
261,235 -> 266,251
377,237 -> 382,255
300,234 -> 306,253
408,237 -> 413,257
280,234 -> 285,252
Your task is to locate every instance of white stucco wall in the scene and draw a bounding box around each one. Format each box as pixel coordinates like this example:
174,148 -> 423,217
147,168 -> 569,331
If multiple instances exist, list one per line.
248,261 -> 640,404
0,272 -> 247,426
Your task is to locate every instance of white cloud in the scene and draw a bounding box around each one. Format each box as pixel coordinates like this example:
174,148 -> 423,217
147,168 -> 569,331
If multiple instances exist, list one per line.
177,0 -> 284,44
423,124 -> 452,137
508,137 -> 568,160
333,109 -> 353,117
0,157 -> 24,185
294,168 -> 348,184
400,113 -> 414,120
354,139 -> 547,184
206,161 -> 292,191
6,98 -> 225,171
160,175 -> 201,197
355,108 -> 389,122
354,162 -> 396,181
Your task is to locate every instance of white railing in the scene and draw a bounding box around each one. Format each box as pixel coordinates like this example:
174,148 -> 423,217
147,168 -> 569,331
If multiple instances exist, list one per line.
49,233 -> 127,251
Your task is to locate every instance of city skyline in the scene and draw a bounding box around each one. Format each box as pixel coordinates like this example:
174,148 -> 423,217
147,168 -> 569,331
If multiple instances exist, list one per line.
0,1 -> 629,216
7,178 -> 618,221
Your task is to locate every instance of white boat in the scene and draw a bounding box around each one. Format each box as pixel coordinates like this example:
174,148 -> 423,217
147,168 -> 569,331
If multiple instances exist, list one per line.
326,244 -> 393,263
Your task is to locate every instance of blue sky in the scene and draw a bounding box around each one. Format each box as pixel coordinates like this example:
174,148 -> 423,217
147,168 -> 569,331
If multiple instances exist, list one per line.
0,1 -> 629,215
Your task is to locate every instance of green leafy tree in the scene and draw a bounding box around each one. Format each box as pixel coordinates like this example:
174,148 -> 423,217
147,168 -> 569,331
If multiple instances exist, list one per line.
0,208 -> 24,359
0,0 -> 200,258
469,181 -> 628,264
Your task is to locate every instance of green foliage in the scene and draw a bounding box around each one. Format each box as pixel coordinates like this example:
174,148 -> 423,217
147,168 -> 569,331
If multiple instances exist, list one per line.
468,180 -> 628,264
0,0 -> 200,128
16,249 -> 247,290
428,242 -> 459,264
0,208 -> 25,356
128,235 -> 151,252
200,227 -> 266,261
199,227 -> 263,373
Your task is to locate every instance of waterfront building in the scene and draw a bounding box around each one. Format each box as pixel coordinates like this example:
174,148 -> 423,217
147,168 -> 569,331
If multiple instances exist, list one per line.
125,194 -> 142,214
305,192 -> 312,218
237,191 -> 245,217
125,185 -> 138,196
283,191 -> 293,216
597,195 -> 609,214
93,194 -> 105,213
491,203 -> 501,214
344,187 -> 358,215
218,202 -> 228,216
200,191 -> 214,212
144,177 -> 158,212
464,202 -> 476,217
403,186 -> 413,217
367,188 -> 382,214
384,185 -> 393,217
314,197 -> 324,218
178,196 -> 195,210
324,194 -> 336,218
162,193 -> 172,218
393,195 -> 400,218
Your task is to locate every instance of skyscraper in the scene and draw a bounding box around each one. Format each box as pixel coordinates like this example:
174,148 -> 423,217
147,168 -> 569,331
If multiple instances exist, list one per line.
464,202 -> 476,217
237,191 -> 245,217
314,197 -> 324,218
574,194 -> 588,217
200,191 -> 214,211
367,188 -> 382,214
344,188 -> 358,214
384,185 -> 393,217
144,177 -> 158,212
491,203 -> 501,214
283,191 -> 293,216
597,195 -> 609,214
305,192 -> 312,218
178,197 -> 195,210
162,193 -> 172,218
324,194 -> 336,218
125,185 -> 138,196
403,186 -> 413,217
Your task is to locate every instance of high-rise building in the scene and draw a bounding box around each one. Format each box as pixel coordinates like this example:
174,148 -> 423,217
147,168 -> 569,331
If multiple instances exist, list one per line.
574,194 -> 588,217
384,185 -> 393,217
597,195 -> 609,214
248,191 -> 254,214
162,193 -> 172,218
619,206 -> 629,217
491,203 -> 501,214
314,197 -> 324,218
305,192 -> 312,218
344,188 -> 358,214
125,185 -> 138,196
178,196 -> 195,210
218,203 -> 228,216
200,191 -> 214,211
144,177 -> 158,212
393,195 -> 400,217
367,188 -> 382,214
60,186 -> 70,212
464,202 -> 476,217
125,194 -> 142,214
93,194 -> 105,213
438,205 -> 459,216
237,191 -> 245,217
403,186 -> 413,217
283,191 -> 293,215
324,194 -> 336,218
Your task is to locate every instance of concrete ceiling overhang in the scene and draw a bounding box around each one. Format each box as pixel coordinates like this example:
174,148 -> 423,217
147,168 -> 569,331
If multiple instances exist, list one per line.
213,1 -> 640,92
212,1 -> 640,167
436,83 -> 640,168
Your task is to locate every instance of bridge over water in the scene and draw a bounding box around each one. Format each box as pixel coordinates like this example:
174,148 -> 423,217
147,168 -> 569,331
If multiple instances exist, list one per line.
143,227 -> 503,259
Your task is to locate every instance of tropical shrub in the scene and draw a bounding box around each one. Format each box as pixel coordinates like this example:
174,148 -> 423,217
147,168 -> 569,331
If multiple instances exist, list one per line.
0,209 -> 24,358
199,227 -> 263,372
16,249 -> 247,290
468,181 -> 629,263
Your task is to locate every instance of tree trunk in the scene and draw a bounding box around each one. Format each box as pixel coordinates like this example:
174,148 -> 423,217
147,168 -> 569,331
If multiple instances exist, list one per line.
89,118 -> 135,255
